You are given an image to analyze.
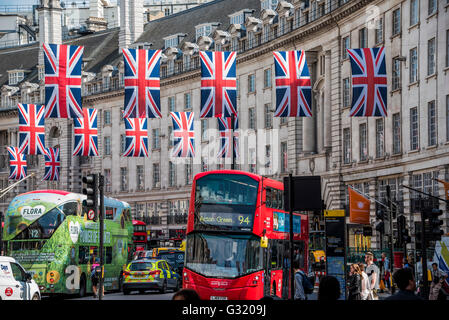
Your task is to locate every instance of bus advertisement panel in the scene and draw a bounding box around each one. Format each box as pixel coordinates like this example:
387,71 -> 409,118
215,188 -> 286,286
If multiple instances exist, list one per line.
2,190 -> 133,296
183,170 -> 309,300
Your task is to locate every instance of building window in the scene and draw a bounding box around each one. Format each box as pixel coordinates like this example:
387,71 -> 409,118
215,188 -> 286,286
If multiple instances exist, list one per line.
427,37 -> 436,76
410,107 -> 419,151
120,167 -> 128,192
103,110 -> 111,125
153,163 -> 160,188
359,28 -> 368,48
201,157 -> 208,172
392,8 -> 401,36
343,78 -> 351,107
249,148 -> 256,173
409,48 -> 418,83
410,0 -> 419,26
185,162 -> 193,185
264,104 -> 272,128
265,145 -> 271,170
104,136 -> 111,156
201,119 -> 208,141
120,134 -> 126,154
248,74 -> 255,93
359,123 -> 367,161
152,128 -> 160,149
168,96 -> 175,113
231,37 -> 239,52
393,113 -> 401,154
137,165 -> 144,191
8,71 -> 24,85
428,0 -> 437,16
104,169 -> 111,193
248,107 -> 256,130
342,36 -> 350,59
375,119 -> 384,158
169,161 -> 176,187
392,57 -> 401,90
168,126 -> 174,147
281,141 -> 288,173
184,93 -> 191,109
343,128 -> 351,164
375,17 -> 383,44
428,100 -> 437,146
264,68 -> 271,88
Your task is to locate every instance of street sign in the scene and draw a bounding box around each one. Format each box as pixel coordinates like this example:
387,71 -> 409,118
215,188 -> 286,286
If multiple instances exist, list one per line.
87,209 -> 95,220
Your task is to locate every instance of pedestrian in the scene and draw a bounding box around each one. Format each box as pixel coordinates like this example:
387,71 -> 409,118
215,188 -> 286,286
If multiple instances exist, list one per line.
172,288 -> 201,301
381,252 -> 391,292
347,263 -> 361,300
318,275 -> 341,301
429,262 -> 447,300
293,260 -> 310,300
365,252 -> 380,300
91,257 -> 103,298
358,263 -> 371,300
385,268 -> 423,300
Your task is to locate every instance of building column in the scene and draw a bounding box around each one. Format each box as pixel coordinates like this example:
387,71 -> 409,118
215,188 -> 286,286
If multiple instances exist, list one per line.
324,50 -> 331,149
303,51 -> 317,154
37,0 -> 62,65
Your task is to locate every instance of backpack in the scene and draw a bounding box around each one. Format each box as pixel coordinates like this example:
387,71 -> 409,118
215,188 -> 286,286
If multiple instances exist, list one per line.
298,270 -> 314,294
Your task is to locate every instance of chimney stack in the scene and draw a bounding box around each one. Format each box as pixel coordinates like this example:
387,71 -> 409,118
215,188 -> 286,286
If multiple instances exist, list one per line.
119,0 -> 144,51
37,0 -> 62,65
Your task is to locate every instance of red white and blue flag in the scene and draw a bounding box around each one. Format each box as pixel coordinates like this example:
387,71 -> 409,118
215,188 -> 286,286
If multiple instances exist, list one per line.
200,51 -> 237,118
6,146 -> 27,180
273,50 -> 312,117
73,108 -> 99,156
17,103 -> 46,155
123,118 -> 149,157
347,47 -> 387,117
43,43 -> 84,118
170,112 -> 195,158
43,147 -> 60,181
123,48 -> 162,119
217,116 -> 239,159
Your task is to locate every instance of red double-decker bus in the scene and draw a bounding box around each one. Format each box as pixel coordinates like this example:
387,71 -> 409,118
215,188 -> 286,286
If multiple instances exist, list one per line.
183,170 -> 309,300
132,220 -> 147,252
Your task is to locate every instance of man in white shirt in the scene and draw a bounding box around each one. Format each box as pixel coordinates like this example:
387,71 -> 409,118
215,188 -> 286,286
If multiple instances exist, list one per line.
365,252 -> 380,300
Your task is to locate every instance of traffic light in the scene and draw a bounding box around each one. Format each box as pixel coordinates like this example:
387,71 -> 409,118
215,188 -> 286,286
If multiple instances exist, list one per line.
376,208 -> 385,221
424,208 -> 444,241
397,215 -> 411,246
82,173 -> 98,220
374,220 -> 384,233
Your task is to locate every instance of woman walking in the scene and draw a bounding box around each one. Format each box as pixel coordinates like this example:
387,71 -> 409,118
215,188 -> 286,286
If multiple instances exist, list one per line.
359,263 -> 372,300
347,264 -> 361,300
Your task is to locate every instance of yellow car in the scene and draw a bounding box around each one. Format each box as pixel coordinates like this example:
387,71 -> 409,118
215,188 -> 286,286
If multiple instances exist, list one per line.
122,259 -> 180,295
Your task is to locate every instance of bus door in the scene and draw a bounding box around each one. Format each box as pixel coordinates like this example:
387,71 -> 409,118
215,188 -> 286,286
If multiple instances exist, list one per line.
268,240 -> 283,298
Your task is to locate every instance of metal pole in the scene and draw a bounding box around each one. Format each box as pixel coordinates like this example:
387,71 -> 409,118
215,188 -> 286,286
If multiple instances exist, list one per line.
231,113 -> 235,170
98,173 -> 104,300
289,173 -> 294,300
0,211 -> 3,255
386,185 -> 395,294
420,197 -> 429,300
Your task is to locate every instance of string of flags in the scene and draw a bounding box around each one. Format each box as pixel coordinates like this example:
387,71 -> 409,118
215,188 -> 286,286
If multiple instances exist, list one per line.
7,43 -> 388,180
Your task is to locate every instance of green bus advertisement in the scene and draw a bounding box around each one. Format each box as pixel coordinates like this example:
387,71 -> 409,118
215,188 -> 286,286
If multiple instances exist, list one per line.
2,189 -> 133,297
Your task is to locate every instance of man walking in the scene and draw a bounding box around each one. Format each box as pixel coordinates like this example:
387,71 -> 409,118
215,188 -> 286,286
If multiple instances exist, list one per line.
381,252 -> 391,292
429,262 -> 447,300
365,252 -> 380,300
385,268 -> 423,300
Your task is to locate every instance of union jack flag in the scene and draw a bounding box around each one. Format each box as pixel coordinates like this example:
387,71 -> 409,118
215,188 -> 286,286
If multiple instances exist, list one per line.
273,50 -> 312,117
123,48 -> 162,118
170,112 -> 195,158
73,108 -> 99,157
217,116 -> 239,159
123,118 -> 149,157
200,51 -> 237,118
43,43 -> 84,118
43,147 -> 60,181
347,47 -> 387,117
17,103 -> 46,155
6,146 -> 27,180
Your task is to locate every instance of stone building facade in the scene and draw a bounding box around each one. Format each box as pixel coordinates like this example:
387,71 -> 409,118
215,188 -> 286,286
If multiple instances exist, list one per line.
0,0 -> 448,249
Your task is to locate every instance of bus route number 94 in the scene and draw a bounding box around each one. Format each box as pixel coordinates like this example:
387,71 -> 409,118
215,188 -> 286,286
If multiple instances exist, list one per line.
238,215 -> 250,225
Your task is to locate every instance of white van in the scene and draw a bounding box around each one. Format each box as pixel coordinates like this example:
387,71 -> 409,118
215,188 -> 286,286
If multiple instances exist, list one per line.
0,256 -> 41,300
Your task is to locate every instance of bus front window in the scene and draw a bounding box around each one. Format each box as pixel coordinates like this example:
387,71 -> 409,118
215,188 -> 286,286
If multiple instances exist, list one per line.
14,206 -> 65,240
185,233 -> 262,278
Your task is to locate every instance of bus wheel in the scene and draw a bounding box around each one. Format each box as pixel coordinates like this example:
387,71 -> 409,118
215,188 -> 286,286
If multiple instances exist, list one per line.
123,289 -> 131,295
174,279 -> 180,292
117,274 -> 123,292
78,274 -> 87,298
32,293 -> 40,300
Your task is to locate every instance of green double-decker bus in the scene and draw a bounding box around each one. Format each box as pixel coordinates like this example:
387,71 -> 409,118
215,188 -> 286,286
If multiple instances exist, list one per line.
2,189 -> 133,297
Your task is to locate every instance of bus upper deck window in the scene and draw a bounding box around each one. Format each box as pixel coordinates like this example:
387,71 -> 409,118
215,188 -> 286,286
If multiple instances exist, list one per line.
59,202 -> 78,216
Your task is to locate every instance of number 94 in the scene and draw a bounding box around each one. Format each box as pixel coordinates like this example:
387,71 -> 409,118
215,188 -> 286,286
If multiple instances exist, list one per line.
238,216 -> 250,225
